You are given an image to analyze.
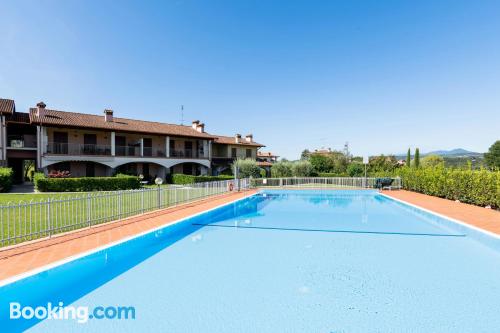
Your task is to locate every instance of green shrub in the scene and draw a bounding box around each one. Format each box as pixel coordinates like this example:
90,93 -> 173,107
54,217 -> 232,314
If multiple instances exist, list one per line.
318,172 -> 349,177
397,167 -> 499,208
34,174 -> 140,192
0,168 -> 13,193
171,174 -> 234,185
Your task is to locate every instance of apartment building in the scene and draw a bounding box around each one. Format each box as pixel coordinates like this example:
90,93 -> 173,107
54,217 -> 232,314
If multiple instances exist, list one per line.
256,151 -> 279,176
0,98 -> 265,183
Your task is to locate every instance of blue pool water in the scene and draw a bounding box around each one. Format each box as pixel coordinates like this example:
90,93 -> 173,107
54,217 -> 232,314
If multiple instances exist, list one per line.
2,190 -> 500,332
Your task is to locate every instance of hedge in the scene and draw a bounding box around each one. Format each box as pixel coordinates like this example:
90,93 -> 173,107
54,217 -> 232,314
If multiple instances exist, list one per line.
34,174 -> 141,192
397,167 -> 499,209
0,168 -> 13,193
171,174 -> 234,185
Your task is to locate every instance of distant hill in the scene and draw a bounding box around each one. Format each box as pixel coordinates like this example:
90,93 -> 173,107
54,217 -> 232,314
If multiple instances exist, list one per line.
395,148 -> 483,159
424,149 -> 483,157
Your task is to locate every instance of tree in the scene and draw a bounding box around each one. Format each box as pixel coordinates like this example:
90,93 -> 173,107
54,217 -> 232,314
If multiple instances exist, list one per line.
291,160 -> 314,177
484,140 -> 500,169
347,162 -> 364,177
406,148 -> 411,167
414,148 -> 420,168
368,155 -> 398,173
232,158 -> 261,178
421,154 -> 444,168
271,161 -> 293,177
309,154 -> 333,173
300,149 -> 311,160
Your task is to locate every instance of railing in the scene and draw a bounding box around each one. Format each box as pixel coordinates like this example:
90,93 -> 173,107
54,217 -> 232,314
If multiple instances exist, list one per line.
170,149 -> 200,158
47,142 -> 112,156
0,179 -> 250,247
7,135 -> 37,148
251,177 -> 402,189
114,145 -> 140,157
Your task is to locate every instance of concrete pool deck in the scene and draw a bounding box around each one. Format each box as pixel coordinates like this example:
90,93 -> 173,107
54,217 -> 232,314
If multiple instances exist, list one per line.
0,188 -> 498,283
382,190 -> 500,234
0,190 -> 257,282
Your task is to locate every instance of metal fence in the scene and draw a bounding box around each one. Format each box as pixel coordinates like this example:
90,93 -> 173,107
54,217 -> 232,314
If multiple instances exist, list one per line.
0,179 -> 250,247
251,177 -> 402,189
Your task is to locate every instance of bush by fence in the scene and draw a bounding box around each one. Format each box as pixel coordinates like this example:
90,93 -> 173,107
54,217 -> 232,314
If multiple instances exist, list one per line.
0,168 -> 13,193
171,174 -> 234,185
34,174 -> 141,192
398,167 -> 499,208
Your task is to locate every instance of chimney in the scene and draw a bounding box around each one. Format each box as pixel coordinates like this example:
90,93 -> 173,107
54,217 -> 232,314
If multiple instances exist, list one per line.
196,123 -> 205,133
104,109 -> 113,122
36,101 -> 46,117
192,120 -> 200,130
245,134 -> 253,143
235,134 -> 241,144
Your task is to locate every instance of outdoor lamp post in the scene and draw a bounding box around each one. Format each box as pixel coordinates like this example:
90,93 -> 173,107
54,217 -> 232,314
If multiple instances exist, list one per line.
155,177 -> 163,208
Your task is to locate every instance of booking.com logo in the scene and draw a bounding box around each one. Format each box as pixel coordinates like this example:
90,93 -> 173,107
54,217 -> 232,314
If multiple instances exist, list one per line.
10,302 -> 135,324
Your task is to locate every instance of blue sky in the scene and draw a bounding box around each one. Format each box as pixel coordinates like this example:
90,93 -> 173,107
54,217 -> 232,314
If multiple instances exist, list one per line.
1,0 -> 499,159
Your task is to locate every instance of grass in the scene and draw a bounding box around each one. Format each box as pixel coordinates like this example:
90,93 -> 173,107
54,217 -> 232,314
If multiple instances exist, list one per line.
0,186 -> 227,248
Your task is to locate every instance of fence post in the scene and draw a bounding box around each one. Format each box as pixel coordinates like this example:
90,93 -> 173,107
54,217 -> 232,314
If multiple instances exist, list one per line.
119,191 -> 122,219
87,193 -> 91,228
47,198 -> 52,238
142,189 -> 145,213
157,185 -> 161,209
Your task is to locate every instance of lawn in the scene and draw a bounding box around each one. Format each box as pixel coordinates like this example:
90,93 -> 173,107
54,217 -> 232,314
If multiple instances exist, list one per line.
0,185 -> 227,247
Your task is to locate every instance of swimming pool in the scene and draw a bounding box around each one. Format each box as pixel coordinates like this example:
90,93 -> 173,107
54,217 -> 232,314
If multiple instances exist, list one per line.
2,190 -> 500,332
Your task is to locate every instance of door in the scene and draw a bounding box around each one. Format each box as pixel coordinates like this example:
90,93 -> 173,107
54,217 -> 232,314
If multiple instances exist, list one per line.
86,162 -> 95,177
84,134 -> 97,155
170,139 -> 176,156
142,163 -> 150,178
184,141 -> 193,158
115,136 -> 126,156
143,138 -> 152,156
53,131 -> 68,154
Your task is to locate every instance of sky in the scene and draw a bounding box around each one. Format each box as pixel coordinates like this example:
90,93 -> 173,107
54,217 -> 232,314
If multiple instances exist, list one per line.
1,0 -> 499,159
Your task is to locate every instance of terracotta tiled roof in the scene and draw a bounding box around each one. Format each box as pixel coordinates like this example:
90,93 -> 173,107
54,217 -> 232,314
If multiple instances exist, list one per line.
0,99 -> 15,114
6,112 -> 30,123
29,108 -> 214,139
212,135 -> 265,147
257,151 -> 277,157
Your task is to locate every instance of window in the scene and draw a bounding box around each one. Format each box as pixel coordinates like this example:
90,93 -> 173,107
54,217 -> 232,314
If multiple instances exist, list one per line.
231,148 -> 237,158
246,149 -> 252,158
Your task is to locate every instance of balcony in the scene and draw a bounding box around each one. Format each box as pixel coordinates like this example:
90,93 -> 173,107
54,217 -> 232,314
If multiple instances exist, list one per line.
115,145 -> 141,157
47,142 -> 111,156
7,135 -> 37,149
170,149 -> 200,158
45,143 -> 207,159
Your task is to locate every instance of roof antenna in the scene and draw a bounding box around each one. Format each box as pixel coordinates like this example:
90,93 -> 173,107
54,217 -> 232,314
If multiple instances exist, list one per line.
180,105 -> 184,125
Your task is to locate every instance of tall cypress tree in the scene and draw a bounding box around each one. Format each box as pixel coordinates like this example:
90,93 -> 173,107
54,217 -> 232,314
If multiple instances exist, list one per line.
415,148 -> 420,168
406,148 -> 411,167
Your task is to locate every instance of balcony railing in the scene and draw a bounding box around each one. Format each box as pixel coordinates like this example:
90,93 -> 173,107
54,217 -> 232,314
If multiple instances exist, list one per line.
170,149 -> 200,158
45,143 -> 207,159
47,142 -> 111,156
115,145 -> 141,157
7,135 -> 37,148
